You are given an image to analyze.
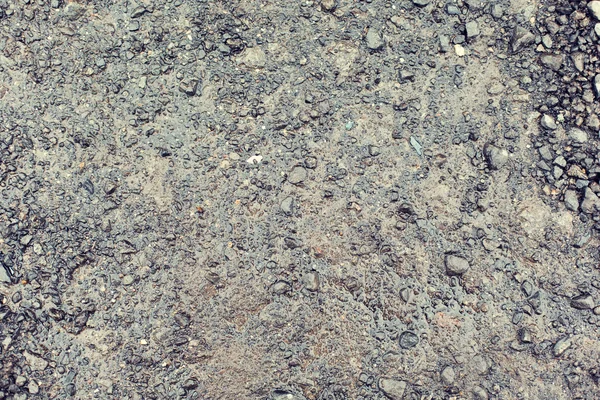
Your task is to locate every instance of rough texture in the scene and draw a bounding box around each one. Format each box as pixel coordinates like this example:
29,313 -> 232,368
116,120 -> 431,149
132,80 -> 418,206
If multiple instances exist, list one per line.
2,0 -> 600,399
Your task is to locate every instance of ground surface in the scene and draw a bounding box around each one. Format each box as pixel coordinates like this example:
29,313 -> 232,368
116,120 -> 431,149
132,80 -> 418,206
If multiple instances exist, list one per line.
2,0 -> 600,399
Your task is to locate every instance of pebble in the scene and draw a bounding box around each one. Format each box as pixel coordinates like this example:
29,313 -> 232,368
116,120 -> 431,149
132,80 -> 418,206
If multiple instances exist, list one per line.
564,190 -> 579,211
28,381 -> 39,394
446,4 -> 460,15
454,44 -> 465,57
398,331 -> 419,349
571,53 -> 585,72
568,128 -> 588,144
410,136 -> 423,155
588,1 -> 600,20
238,47 -> 267,69
490,5 -> 503,18
321,0 -> 337,12
0,264 -> 10,283
412,0 -> 431,6
303,272 -> 319,291
272,281 -> 291,294
473,386 -> 489,400
553,337 -> 571,357
280,196 -> 295,215
511,27 -> 535,52
594,75 -> 600,97
484,143 -> 508,170
465,21 -> 480,39
439,35 -> 450,52
288,166 -> 307,184
581,188 -> 600,214
441,366 -> 455,384
23,351 -> 48,371
122,275 -> 135,286
539,54 -> 563,71
445,255 -> 470,275
179,79 -> 199,96
366,28 -> 384,50
540,114 -> 557,130
596,23 -> 600,37
571,293 -> 594,309
378,378 -> 406,400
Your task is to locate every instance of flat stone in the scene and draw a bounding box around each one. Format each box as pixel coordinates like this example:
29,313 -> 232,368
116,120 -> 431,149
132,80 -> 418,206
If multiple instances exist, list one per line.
445,255 -> 470,275
439,35 -> 450,52
571,53 -> 585,72
0,264 -> 10,283
122,275 -> 135,285
378,378 -> 407,400
594,75 -> 600,97
179,79 -> 199,96
412,0 -> 431,6
321,0 -> 337,11
303,272 -> 319,291
237,47 -> 266,69
553,337 -> 571,357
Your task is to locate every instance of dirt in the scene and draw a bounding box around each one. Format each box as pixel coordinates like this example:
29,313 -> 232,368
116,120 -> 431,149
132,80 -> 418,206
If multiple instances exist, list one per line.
1,0 -> 600,399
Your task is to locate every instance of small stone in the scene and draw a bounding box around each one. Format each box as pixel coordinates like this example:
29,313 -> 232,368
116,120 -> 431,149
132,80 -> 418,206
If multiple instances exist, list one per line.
122,275 -> 135,286
587,114 -> 600,131
564,190 -> 579,211
593,306 -> 600,315
454,44 -> 465,56
304,272 -> 319,291
272,281 -> 291,295
321,0 -> 337,12
63,2 -> 86,21
23,351 -> 48,371
378,378 -> 407,400
571,53 -> 585,72
484,143 -> 509,170
179,79 -> 199,96
491,5 -> 503,18
568,128 -> 588,144
465,21 -> 480,39
412,0 -> 431,6
439,35 -> 450,52
511,27 -> 535,53
445,255 -> 470,275
12,291 -> 22,303
588,1 -> 600,20
280,196 -> 295,215
553,337 -> 571,357
0,264 -> 10,283
15,376 -> 26,386
472,386 -> 489,400
130,6 -> 147,18
399,331 -> 419,349
288,166 -> 307,184
410,136 -> 422,155
540,54 -> 563,71
594,75 -> 600,97
540,114 -> 557,130
441,366 -> 455,385
366,28 -> 385,50
28,381 -> 40,394
596,23 -> 600,37
571,293 -> 594,309
446,4 -> 461,15
542,34 -> 553,48
20,235 -> 33,246
237,47 -> 266,69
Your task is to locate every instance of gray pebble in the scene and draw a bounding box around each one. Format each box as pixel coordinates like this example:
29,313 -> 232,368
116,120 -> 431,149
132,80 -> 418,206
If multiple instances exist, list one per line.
122,275 -> 135,286
445,255 -> 470,275
412,0 -> 431,6
303,272 -> 319,291
439,35 -> 450,52
594,75 -> 600,97
571,293 -> 594,310
288,166 -> 307,184
441,366 -> 455,384
540,114 -> 557,130
280,196 -> 295,215
484,143 -> 509,170
568,128 -> 588,144
0,264 -> 10,283
490,5 -> 503,18
539,54 -> 563,71
581,188 -> 600,214
588,1 -> 600,20
511,27 -> 535,53
564,190 -> 579,211
398,331 -> 419,349
378,378 -> 407,400
446,5 -> 461,15
466,21 -> 480,39
366,28 -> 384,50
28,381 -> 40,394
553,337 -> 571,357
